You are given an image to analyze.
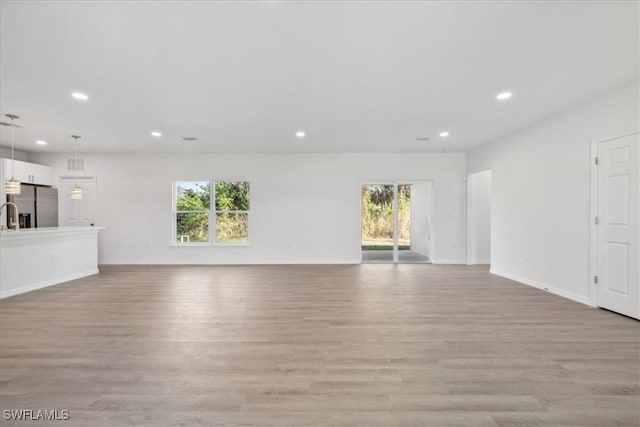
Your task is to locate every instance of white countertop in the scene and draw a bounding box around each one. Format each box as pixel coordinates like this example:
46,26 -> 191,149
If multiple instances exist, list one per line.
0,226 -> 105,239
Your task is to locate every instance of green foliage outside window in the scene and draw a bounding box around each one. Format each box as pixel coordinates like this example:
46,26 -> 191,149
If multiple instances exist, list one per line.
215,181 -> 249,242
215,181 -> 249,211
176,182 -> 210,243
175,181 -> 250,244
361,185 -> 410,250
216,213 -> 248,242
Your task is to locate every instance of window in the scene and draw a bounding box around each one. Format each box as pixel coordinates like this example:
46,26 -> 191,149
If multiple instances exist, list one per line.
215,181 -> 249,243
175,181 -> 211,244
173,181 -> 250,245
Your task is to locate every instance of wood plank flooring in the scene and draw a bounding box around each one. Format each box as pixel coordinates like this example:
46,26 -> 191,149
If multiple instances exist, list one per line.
0,264 -> 638,426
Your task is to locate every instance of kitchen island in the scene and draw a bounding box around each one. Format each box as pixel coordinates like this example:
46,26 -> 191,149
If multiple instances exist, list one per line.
0,226 -> 104,298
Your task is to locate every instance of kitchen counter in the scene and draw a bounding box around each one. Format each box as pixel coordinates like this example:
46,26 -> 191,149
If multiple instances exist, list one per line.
1,226 -> 104,298
0,226 -> 104,238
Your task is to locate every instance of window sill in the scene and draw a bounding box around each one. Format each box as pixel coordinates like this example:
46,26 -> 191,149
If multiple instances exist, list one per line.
169,242 -> 251,248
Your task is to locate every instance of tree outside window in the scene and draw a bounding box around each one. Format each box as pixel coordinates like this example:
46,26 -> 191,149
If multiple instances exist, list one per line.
173,181 -> 250,244
215,181 -> 249,243
175,181 -> 210,243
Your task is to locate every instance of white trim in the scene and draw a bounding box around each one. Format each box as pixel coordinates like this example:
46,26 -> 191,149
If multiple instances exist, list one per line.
464,173 -> 469,267
466,169 -> 492,266
99,259 -> 362,265
467,259 -> 490,265
433,259 -> 466,264
490,268 -> 592,306
589,137 -> 599,307
169,242 -> 251,247
0,269 -> 99,299
393,183 -> 399,262
431,181 -> 437,262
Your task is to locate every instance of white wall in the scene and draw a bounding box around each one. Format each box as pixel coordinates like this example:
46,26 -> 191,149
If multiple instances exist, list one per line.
0,148 -> 28,161
466,170 -> 491,264
467,82 -> 639,305
410,181 -> 432,258
29,152 -> 467,264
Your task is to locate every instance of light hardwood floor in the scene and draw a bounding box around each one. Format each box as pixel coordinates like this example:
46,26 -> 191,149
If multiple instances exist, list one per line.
0,264 -> 638,427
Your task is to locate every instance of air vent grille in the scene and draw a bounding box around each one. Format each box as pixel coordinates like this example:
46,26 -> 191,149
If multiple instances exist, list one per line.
181,136 -> 198,141
67,158 -> 85,171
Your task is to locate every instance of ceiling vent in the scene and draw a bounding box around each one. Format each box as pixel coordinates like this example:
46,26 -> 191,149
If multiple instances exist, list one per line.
181,136 -> 198,142
67,158 -> 85,171
416,136 -> 430,141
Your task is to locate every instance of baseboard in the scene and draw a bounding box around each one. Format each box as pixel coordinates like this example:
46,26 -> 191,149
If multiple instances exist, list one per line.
1,269 -> 100,299
467,259 -> 490,265
433,259 -> 467,265
99,259 -> 362,265
490,268 -> 591,306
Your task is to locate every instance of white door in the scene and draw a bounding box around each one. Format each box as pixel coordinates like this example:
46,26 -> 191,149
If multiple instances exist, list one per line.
596,133 -> 639,319
61,177 -> 96,226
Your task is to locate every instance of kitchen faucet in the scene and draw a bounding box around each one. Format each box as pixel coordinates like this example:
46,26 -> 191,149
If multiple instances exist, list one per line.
0,202 -> 20,231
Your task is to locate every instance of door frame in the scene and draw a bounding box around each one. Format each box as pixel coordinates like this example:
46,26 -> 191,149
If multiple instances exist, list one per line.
466,169 -> 492,266
589,131 -> 639,308
359,180 -> 435,264
57,174 -> 97,226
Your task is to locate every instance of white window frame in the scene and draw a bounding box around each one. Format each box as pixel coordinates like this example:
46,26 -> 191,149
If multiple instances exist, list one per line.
171,180 -> 250,246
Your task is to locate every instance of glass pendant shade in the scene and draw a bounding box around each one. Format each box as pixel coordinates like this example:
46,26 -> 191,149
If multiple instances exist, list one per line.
70,185 -> 82,200
5,114 -> 21,195
69,135 -> 82,200
4,178 -> 20,195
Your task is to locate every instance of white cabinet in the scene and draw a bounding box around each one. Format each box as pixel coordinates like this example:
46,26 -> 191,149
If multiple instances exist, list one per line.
1,227 -> 103,298
28,162 -> 54,186
1,158 -> 54,186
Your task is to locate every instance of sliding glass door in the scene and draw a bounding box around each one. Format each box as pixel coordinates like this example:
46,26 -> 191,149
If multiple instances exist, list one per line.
361,184 -> 395,262
361,182 -> 433,264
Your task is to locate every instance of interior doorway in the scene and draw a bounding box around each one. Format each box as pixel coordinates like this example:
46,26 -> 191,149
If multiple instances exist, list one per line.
466,170 -> 492,265
591,132 -> 639,319
360,181 -> 433,264
59,176 -> 96,227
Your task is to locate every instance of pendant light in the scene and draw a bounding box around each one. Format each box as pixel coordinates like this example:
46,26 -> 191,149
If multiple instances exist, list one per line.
4,114 -> 21,195
70,135 -> 82,200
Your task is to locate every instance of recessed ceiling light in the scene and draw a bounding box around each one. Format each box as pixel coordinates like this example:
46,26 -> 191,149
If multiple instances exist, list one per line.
496,91 -> 512,100
151,131 -> 162,137
439,131 -> 450,138
35,140 -> 47,145
71,92 -> 89,101
296,131 -> 306,138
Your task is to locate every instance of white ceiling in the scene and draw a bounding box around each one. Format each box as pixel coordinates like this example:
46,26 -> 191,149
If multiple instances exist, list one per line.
0,1 -> 638,153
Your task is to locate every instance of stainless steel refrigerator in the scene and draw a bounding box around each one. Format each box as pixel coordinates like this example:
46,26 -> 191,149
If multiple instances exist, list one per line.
7,184 -> 58,228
